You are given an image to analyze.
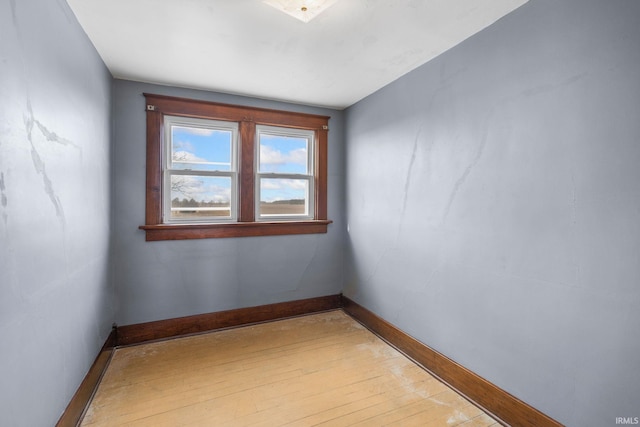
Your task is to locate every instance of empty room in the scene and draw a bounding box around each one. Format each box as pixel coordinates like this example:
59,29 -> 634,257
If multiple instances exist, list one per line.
1,0 -> 639,426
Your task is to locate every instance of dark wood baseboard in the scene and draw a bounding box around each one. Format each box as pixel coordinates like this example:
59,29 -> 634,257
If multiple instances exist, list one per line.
341,296 -> 563,427
116,294 -> 342,346
56,295 -> 342,426
59,294 -> 559,427
56,327 -> 116,427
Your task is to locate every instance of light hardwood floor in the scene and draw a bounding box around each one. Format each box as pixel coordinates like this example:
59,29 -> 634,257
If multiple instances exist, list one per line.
81,310 -> 500,426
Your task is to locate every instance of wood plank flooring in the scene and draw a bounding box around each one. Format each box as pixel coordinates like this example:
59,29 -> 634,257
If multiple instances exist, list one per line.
81,310 -> 500,426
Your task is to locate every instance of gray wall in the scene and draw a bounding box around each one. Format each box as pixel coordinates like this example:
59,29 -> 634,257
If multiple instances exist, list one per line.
111,80 -> 345,325
0,0 -> 114,425
3,0 -> 637,424
344,0 -> 640,425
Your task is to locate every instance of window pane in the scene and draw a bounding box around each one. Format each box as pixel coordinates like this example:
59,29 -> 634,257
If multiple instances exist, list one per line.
171,126 -> 232,171
259,178 -> 308,216
259,134 -> 308,174
170,175 -> 232,220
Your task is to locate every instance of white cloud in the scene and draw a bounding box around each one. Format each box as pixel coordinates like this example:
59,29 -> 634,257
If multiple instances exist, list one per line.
171,175 -> 231,202
260,145 -> 306,166
260,178 -> 307,202
173,140 -> 195,152
170,175 -> 201,197
173,150 -> 207,163
261,178 -> 306,190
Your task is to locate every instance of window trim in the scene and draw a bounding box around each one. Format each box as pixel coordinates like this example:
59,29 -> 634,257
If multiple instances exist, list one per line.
139,93 -> 331,241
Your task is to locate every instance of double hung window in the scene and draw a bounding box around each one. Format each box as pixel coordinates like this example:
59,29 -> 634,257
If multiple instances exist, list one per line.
256,126 -> 314,221
140,94 -> 331,241
164,116 -> 238,223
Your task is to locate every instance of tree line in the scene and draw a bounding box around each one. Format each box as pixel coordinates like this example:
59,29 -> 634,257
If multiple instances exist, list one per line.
172,198 -> 305,207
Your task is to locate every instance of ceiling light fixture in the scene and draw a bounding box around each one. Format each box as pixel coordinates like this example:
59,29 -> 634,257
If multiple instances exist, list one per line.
263,0 -> 340,23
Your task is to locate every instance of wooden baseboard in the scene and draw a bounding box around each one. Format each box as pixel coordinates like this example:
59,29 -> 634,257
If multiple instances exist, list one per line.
56,327 -> 116,427
116,294 -> 343,346
56,294 -> 342,426
341,296 -> 563,427
59,295 -> 557,427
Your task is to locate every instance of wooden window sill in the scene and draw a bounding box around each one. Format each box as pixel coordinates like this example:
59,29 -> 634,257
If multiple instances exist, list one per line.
139,220 -> 332,241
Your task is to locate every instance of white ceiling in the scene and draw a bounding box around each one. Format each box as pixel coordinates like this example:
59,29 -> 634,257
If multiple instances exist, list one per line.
66,0 -> 528,109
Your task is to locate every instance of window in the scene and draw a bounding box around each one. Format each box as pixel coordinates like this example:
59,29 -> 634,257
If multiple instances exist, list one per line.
256,126 -> 314,221
139,94 -> 331,241
165,116 -> 238,223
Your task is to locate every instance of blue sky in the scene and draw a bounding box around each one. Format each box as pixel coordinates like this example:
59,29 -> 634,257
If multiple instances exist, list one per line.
258,134 -> 308,174
170,126 -> 310,204
172,126 -> 232,171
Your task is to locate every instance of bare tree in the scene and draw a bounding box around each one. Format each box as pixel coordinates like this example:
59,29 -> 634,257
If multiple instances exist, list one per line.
171,175 -> 201,198
171,152 -> 202,198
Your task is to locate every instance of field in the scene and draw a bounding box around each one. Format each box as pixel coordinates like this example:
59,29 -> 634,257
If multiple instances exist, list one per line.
259,202 -> 306,215
170,202 -> 306,219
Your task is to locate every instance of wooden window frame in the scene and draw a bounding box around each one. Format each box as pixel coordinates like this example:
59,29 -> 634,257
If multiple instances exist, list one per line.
139,93 -> 331,241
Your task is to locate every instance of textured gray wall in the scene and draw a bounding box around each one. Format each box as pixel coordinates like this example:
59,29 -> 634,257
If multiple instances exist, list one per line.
111,80 -> 345,325
344,0 -> 640,425
3,0 -> 637,424
0,0 -> 114,425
